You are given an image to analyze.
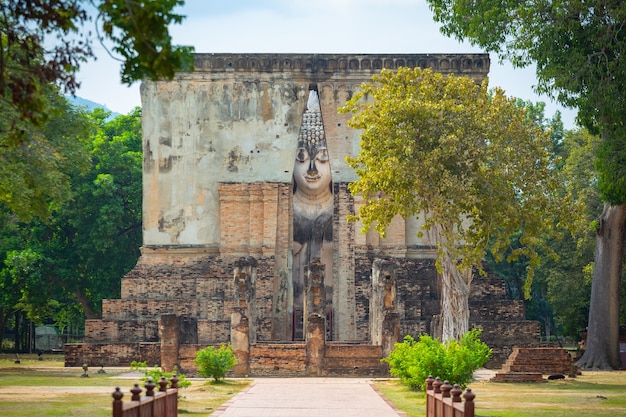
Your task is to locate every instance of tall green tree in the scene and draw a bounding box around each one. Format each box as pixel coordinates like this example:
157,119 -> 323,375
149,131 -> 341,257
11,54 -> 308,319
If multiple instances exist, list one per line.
29,107 -> 143,318
340,67 -> 566,341
0,89 -> 90,347
0,105 -> 142,351
486,104 -> 589,341
428,0 -> 626,370
547,128 -> 602,339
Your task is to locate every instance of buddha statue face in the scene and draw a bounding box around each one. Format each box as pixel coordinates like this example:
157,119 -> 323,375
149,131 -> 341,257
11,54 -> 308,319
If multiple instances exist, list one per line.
293,143 -> 331,198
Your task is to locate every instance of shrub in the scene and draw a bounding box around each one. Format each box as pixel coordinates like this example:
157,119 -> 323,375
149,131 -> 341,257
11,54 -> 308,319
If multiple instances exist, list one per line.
194,344 -> 237,382
382,328 -> 492,391
130,361 -> 191,389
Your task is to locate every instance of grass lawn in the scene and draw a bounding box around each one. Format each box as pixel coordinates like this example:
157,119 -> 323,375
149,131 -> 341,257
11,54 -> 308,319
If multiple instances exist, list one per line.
375,371 -> 626,417
0,353 -> 250,417
2,354 -> 625,416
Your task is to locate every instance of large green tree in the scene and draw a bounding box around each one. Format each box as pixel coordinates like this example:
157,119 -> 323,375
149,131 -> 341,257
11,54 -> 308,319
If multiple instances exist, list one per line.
1,0 -> 192,219
486,103 -> 566,340
428,0 -> 626,369
27,107 -> 143,319
0,104 -> 143,350
341,67 -> 566,341
0,94 -> 93,349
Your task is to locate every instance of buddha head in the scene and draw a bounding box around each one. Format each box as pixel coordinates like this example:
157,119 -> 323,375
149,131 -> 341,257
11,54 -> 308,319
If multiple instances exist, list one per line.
294,143 -> 331,198
293,90 -> 332,200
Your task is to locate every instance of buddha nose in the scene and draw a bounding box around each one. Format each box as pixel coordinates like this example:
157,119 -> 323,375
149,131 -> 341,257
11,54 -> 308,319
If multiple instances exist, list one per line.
308,159 -> 318,175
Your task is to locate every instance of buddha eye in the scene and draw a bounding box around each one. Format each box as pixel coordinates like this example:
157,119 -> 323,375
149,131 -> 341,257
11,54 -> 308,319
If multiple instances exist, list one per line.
296,147 -> 309,163
316,148 -> 329,162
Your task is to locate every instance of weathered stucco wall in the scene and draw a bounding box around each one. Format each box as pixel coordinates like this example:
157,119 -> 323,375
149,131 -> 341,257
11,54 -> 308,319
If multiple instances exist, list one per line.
141,53 -> 490,247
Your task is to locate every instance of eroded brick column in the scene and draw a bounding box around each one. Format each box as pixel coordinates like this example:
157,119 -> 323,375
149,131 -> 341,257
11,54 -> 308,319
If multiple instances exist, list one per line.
305,259 -> 326,375
305,259 -> 326,318
371,259 -> 400,357
333,183 -> 356,340
306,314 -> 325,376
271,183 -> 292,341
231,312 -> 250,376
232,258 -> 257,339
159,314 -> 179,372
231,257 -> 257,375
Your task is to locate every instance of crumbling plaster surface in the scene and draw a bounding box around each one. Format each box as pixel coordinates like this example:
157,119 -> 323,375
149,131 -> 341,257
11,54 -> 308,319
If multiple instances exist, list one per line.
141,53 -> 489,247
142,77 -> 306,245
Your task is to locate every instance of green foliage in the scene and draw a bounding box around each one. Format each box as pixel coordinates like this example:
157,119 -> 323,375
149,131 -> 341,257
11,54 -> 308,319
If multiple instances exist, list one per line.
340,67 -> 568,292
484,107 -> 596,340
0,107 -> 142,349
0,91 -> 91,221
425,4 -> 625,366
130,361 -> 191,389
596,133 -> 626,205
2,248 -> 47,322
427,0 -> 626,205
383,329 -> 491,391
1,0 -> 193,141
97,0 -> 195,84
0,0 -> 192,232
194,344 -> 237,382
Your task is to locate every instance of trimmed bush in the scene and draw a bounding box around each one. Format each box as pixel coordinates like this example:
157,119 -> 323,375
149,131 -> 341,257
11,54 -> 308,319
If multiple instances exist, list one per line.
194,344 -> 237,382
383,328 -> 492,391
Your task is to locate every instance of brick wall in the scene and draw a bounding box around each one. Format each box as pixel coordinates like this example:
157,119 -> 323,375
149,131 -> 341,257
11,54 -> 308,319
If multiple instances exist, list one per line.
324,343 -> 388,376
249,343 -> 308,376
74,249 -> 540,371
85,319 -> 159,343
65,342 -> 160,367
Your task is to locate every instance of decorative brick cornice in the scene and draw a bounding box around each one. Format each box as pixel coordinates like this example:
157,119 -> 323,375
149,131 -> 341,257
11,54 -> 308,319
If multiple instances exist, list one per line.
192,53 -> 489,76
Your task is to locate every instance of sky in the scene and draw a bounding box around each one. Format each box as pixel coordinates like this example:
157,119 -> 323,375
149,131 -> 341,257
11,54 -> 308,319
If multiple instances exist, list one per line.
76,0 -> 577,128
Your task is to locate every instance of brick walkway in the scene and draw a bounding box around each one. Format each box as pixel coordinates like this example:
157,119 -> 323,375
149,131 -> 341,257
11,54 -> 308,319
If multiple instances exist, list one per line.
211,378 -> 407,417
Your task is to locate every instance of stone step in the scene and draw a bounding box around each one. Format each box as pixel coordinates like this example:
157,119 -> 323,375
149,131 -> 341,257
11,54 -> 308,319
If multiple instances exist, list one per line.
501,347 -> 574,375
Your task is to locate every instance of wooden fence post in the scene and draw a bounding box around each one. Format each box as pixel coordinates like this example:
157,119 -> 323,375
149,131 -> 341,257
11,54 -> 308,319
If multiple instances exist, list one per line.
425,376 -> 435,417
451,384 -> 462,402
441,380 -> 452,397
167,375 -> 179,417
463,388 -> 475,417
146,378 -> 156,396
112,388 -> 123,417
130,383 -> 142,401
158,377 -> 168,392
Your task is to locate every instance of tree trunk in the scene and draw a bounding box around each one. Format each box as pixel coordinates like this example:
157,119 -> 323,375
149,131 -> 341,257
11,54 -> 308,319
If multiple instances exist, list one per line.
440,253 -> 473,342
576,203 -> 626,370
432,223 -> 474,342
75,289 -> 98,319
0,307 -> 8,352
14,311 -> 21,352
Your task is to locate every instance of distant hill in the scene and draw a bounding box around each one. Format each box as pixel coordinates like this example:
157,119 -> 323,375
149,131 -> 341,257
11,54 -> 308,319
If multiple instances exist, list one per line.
66,96 -> 121,119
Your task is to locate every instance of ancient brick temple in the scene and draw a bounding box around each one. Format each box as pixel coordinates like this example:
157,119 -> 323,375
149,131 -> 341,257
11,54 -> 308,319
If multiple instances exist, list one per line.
65,53 -> 540,375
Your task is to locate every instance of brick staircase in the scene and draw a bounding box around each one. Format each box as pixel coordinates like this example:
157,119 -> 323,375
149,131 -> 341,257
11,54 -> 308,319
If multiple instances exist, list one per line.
492,347 -> 574,383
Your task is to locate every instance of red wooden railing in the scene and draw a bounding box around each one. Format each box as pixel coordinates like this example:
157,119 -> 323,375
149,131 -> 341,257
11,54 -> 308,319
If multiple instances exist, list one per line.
112,376 -> 178,417
425,376 -> 475,417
